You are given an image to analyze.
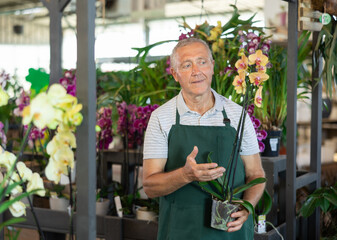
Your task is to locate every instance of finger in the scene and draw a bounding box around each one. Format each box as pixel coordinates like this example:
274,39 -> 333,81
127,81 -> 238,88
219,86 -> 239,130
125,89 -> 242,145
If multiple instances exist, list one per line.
231,208 -> 249,219
198,172 -> 224,181
197,163 -> 225,171
227,224 -> 243,232
188,146 -> 198,159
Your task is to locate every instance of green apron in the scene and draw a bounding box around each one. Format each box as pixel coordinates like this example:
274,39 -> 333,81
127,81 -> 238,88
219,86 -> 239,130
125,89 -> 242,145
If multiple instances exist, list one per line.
157,108 -> 254,240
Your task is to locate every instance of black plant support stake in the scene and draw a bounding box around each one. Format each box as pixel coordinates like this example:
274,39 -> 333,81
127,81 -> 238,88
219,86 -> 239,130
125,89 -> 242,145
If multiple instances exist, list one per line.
223,106 -> 245,200
229,87 -> 251,202
68,166 -> 74,240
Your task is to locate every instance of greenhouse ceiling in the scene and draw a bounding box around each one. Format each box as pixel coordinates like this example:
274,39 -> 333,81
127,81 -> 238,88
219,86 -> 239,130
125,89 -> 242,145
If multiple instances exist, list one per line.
0,0 -> 264,28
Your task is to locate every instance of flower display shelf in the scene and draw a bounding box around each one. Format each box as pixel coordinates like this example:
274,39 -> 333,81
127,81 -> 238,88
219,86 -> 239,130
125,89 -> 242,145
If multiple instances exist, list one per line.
1,207 -> 159,240
261,155 -> 286,227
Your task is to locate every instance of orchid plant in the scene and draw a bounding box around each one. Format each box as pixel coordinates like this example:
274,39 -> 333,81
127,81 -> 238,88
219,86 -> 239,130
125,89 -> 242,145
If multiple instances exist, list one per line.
0,82 -> 83,240
199,40 -> 271,224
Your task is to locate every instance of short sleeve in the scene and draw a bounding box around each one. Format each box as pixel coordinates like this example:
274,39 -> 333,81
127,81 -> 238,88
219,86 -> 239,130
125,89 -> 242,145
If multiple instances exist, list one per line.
143,112 -> 169,159
240,113 -> 259,155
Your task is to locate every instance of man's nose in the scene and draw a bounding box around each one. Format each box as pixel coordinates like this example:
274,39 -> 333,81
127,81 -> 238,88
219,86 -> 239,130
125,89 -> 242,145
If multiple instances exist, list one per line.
191,63 -> 200,74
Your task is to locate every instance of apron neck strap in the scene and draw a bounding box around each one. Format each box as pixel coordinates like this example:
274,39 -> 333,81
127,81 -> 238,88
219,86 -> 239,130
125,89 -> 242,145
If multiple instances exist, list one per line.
176,108 -> 230,126
176,109 -> 180,125
222,107 -> 231,127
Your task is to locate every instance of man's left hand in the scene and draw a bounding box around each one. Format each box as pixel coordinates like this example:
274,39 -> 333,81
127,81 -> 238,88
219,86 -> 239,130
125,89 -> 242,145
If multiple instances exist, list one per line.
226,207 -> 250,232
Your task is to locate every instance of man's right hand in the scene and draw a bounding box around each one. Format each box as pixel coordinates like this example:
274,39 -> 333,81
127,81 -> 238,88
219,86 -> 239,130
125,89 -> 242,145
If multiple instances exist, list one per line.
182,146 -> 226,182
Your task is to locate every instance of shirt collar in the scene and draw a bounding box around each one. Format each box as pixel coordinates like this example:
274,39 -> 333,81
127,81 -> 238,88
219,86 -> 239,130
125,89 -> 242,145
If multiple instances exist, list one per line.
177,88 -> 223,116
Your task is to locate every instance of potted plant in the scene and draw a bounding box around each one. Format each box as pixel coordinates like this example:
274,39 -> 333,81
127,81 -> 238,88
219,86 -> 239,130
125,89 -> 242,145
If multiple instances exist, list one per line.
314,14 -> 337,99
300,182 -> 337,239
198,38 -> 272,230
135,197 -> 159,222
96,188 -> 111,216
254,31 -> 312,156
47,184 -> 70,212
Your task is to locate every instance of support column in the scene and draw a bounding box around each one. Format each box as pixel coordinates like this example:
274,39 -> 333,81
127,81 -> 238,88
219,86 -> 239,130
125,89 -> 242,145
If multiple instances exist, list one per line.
41,0 -> 70,84
285,0 -> 298,239
76,0 -> 97,239
308,31 -> 322,240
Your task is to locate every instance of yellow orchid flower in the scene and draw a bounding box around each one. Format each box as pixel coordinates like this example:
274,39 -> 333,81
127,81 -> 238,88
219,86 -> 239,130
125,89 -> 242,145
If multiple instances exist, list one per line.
257,65 -> 267,73
249,72 -> 269,86
53,147 -> 75,169
254,86 -> 263,108
22,92 -> 57,130
63,103 -> 83,127
212,39 -> 225,53
235,54 -> 249,73
248,50 -> 269,66
26,173 -> 46,197
55,130 -> 77,148
0,88 -> 9,107
45,157 -> 65,184
232,72 -> 247,94
207,21 -> 222,41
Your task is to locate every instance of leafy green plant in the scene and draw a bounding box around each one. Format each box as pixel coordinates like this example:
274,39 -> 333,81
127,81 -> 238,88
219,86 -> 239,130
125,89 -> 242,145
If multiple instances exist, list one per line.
315,16 -> 337,98
199,152 -> 267,222
180,5 -> 266,104
254,30 -> 312,131
300,182 -> 337,218
46,184 -> 69,200
300,183 -> 337,238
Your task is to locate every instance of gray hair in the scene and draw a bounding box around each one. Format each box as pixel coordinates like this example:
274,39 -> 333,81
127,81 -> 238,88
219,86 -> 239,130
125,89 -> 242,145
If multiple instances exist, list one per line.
170,38 -> 213,70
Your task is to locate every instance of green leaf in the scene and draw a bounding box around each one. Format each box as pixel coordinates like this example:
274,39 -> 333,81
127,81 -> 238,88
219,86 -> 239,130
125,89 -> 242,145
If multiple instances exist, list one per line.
198,182 -> 224,201
0,190 -> 37,214
257,189 -> 272,216
319,197 -> 330,213
25,68 -> 50,94
0,217 -> 26,231
233,198 -> 256,223
324,190 -> 337,207
233,177 -> 266,196
300,196 -> 319,218
207,152 -> 213,164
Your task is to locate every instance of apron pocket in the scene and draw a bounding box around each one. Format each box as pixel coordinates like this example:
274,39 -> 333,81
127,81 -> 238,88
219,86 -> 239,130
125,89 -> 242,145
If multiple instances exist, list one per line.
169,204 -> 203,240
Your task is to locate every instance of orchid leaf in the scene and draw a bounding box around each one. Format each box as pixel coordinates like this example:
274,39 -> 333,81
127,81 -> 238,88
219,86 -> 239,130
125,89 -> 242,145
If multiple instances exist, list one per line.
233,198 -> 256,223
233,177 -> 266,196
198,182 -> 224,201
257,189 -> 272,216
0,217 -> 26,231
0,190 -> 37,214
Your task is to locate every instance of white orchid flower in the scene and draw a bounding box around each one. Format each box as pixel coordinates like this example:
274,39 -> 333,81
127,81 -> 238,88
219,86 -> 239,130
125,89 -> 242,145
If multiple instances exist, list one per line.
9,198 -> 26,217
27,173 -> 45,197
0,151 -> 16,170
16,161 -> 33,182
0,88 -> 9,106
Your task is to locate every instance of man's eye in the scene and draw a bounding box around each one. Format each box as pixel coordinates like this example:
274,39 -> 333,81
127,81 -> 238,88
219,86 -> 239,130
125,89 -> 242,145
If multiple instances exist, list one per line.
182,63 -> 191,69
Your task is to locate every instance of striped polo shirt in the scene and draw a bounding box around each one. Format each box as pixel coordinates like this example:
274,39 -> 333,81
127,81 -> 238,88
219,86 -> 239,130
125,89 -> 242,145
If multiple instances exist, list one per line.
143,89 -> 259,160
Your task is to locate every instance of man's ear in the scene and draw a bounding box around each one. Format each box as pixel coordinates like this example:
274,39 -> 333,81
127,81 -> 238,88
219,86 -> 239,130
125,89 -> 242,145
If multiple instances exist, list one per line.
171,67 -> 179,82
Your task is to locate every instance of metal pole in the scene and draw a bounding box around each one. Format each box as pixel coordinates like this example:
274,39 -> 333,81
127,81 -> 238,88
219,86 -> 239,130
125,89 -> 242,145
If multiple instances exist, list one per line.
76,0 -> 96,239
286,0 -> 298,239
41,0 -> 71,84
308,31 -> 322,240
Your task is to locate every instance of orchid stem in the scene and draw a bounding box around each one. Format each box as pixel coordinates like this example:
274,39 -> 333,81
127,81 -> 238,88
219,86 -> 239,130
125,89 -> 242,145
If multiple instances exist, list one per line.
68,166 -> 74,240
13,124 -> 46,240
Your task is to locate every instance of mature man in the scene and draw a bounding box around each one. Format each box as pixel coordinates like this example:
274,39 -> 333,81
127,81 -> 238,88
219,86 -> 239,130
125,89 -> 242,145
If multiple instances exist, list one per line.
143,38 -> 265,239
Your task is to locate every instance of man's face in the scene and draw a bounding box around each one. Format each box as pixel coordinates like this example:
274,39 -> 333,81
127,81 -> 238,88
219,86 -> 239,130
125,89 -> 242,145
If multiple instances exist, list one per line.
171,42 -> 214,98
